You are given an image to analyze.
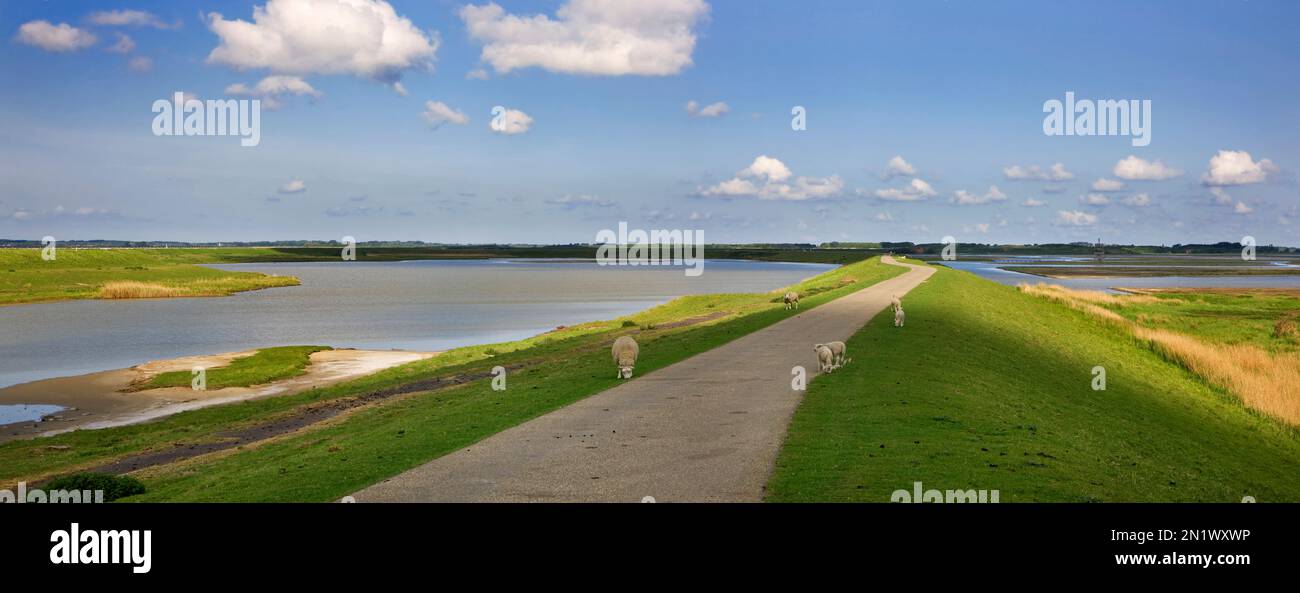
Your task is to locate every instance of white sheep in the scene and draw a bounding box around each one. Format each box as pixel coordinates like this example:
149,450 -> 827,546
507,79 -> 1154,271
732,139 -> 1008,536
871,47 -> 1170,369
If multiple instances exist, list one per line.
611,335 -> 640,379
894,306 -> 905,327
783,291 -> 800,310
814,344 -> 835,373
822,341 -> 847,366
891,294 -> 902,313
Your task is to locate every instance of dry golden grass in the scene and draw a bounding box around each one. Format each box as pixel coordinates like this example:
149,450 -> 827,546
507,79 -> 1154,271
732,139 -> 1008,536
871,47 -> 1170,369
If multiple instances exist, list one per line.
1133,327 -> 1300,425
1019,282 -> 1300,425
98,281 -> 189,299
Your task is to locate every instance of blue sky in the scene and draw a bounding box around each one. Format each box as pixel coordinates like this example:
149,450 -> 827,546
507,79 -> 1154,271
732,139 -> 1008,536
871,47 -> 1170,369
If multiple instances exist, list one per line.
2,0 -> 1297,245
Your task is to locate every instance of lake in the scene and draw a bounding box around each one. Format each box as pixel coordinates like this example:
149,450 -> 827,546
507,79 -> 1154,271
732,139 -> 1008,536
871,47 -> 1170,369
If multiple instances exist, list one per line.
0,259 -> 832,388
940,259 -> 1300,292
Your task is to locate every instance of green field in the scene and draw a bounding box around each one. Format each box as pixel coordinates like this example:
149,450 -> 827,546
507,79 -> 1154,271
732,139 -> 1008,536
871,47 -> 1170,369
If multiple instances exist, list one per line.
767,265 -> 1300,502
1109,288 -> 1300,353
0,257 -> 904,500
131,346 -> 332,391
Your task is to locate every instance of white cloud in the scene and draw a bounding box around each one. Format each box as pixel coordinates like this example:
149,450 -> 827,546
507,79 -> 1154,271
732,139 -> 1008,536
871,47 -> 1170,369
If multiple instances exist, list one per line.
1003,162 -> 1073,181
1209,187 -> 1233,205
278,179 -> 307,194
1055,210 -> 1097,226
702,155 -> 843,201
1201,150 -> 1277,186
1079,193 -> 1110,206
108,32 -> 136,54
873,212 -> 893,222
1234,201 -> 1253,214
206,0 -> 438,90
87,10 -> 176,29
15,21 -> 97,52
951,185 -> 1007,205
465,68 -> 490,80
460,0 -> 709,76
227,75 -> 322,109
1122,193 -> 1151,207
882,155 -> 916,179
489,107 -> 533,134
873,178 -> 937,202
685,100 -> 728,117
1113,155 -> 1182,180
1021,198 -> 1046,207
127,56 -> 153,73
1091,178 -> 1124,192
422,100 -> 469,128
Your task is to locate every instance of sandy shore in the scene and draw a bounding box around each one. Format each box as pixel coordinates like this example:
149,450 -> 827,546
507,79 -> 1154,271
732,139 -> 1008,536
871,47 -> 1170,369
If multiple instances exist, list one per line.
0,349 -> 435,442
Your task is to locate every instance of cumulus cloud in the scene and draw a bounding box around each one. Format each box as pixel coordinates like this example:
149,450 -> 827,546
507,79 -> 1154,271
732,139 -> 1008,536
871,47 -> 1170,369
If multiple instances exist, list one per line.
1122,193 -> 1150,207
881,155 -> 917,180
87,10 -> 177,29
278,179 -> 307,194
206,0 -> 438,90
460,0 -> 709,76
421,100 -> 469,128
701,155 -> 843,201
15,21 -> 97,52
951,185 -> 1007,205
1003,162 -> 1073,181
1055,210 -> 1097,226
465,68 -> 490,80
873,212 -> 893,222
227,75 -> 322,109
1201,150 -> 1277,186
1091,178 -> 1124,192
1233,201 -> 1253,214
1022,198 -> 1046,207
872,178 -> 937,202
685,100 -> 728,117
1079,193 -> 1110,206
1113,155 -> 1182,181
1209,187 -> 1234,205
107,32 -> 135,54
489,107 -> 533,134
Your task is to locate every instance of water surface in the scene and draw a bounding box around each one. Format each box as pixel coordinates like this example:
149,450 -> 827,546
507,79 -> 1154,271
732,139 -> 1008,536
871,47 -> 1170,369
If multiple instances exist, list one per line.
0,259 -> 831,388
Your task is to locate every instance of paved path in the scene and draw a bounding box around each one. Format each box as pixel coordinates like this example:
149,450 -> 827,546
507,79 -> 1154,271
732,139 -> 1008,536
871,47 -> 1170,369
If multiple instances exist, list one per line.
354,257 -> 934,502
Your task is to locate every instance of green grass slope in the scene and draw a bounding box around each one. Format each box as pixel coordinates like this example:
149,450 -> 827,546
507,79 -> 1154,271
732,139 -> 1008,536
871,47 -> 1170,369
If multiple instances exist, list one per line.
767,266 -> 1300,502
132,346 -> 332,391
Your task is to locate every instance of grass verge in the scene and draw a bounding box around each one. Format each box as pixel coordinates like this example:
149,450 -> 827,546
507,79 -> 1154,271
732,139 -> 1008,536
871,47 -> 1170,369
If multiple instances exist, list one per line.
767,266 -> 1300,502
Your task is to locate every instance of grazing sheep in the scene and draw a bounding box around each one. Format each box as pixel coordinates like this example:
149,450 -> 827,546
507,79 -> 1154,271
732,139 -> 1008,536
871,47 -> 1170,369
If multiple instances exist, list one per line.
783,291 -> 800,310
823,341 -> 847,366
611,335 -> 640,379
894,306 -> 905,327
814,344 -> 835,373
891,294 -> 902,313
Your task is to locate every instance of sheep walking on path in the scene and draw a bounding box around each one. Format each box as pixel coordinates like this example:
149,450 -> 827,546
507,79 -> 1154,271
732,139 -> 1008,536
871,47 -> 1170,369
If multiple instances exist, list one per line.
894,306 -> 905,327
611,336 -> 640,379
783,291 -> 800,310
891,294 -> 902,313
814,344 -> 835,373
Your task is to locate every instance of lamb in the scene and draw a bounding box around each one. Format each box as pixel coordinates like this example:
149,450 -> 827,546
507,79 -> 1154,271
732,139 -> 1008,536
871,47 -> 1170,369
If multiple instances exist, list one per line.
814,341 -> 849,370
611,335 -> 640,379
891,294 -> 902,313
814,344 -> 835,373
783,291 -> 800,310
894,306 -> 905,327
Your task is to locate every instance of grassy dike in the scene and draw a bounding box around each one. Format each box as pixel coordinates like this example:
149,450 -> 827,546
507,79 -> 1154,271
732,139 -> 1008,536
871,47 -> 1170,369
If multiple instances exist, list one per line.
767,264 -> 1300,502
0,258 -> 904,501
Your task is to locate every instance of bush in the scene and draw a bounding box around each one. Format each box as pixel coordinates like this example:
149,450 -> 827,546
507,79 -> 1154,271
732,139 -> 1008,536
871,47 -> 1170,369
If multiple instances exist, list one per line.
43,473 -> 146,502
621,320 -> 637,327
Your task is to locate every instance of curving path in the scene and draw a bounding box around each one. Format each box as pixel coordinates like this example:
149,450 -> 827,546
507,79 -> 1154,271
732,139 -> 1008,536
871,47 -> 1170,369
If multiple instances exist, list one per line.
354,257 -> 934,502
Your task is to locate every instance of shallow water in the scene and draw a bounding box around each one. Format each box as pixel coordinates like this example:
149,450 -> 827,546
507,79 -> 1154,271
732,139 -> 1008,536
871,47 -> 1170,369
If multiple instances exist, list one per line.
0,259 -> 832,388
941,259 -> 1300,292
0,404 -> 65,425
